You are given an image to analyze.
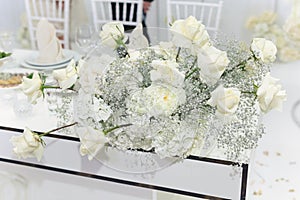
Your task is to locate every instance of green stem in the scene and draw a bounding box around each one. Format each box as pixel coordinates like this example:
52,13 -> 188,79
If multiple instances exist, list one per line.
111,27 -> 127,50
103,123 -> 132,135
221,56 -> 253,78
176,47 -> 181,62
184,58 -> 198,80
39,122 -> 78,137
42,85 -> 76,91
185,67 -> 199,80
241,91 -> 255,95
238,56 -> 253,68
42,85 -> 60,89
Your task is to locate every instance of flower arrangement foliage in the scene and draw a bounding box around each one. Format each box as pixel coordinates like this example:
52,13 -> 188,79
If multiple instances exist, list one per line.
12,16 -> 286,163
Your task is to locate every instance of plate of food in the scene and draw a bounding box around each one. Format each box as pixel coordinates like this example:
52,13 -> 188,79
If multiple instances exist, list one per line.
0,69 -> 33,90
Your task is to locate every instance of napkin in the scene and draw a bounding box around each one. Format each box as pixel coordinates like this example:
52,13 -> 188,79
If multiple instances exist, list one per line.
36,18 -> 63,63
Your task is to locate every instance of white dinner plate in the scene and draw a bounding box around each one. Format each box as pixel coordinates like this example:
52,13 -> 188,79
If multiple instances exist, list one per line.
24,49 -> 74,67
21,49 -> 80,70
21,60 -> 69,70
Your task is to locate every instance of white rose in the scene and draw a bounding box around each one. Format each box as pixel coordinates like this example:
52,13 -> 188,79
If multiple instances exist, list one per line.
170,16 -> 210,53
78,66 -> 95,93
99,22 -> 125,48
259,11 -> 277,24
97,54 -> 114,71
93,97 -> 112,122
76,54 -> 114,93
20,72 -> 43,104
128,23 -> 149,49
285,19 -> 300,42
268,25 -> 287,48
246,11 -> 277,30
128,50 -> 141,62
197,45 -> 230,85
257,73 -> 287,113
279,46 -> 300,62
150,42 -> 177,60
253,23 -> 269,35
284,0 -> 300,43
74,59 -> 86,75
10,127 -> 44,161
207,85 -> 241,117
126,89 -> 149,115
251,38 -> 277,63
75,90 -> 111,130
143,84 -> 186,117
153,121 -> 196,158
52,59 -> 78,90
79,54 -> 113,93
150,60 -> 185,88
77,126 -> 107,160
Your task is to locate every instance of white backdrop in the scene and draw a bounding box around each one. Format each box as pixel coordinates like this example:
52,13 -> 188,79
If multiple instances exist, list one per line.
0,0 -> 293,43
0,0 -> 25,32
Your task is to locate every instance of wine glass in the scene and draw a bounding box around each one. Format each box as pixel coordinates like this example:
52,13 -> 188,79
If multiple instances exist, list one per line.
0,32 -> 15,52
75,25 -> 95,57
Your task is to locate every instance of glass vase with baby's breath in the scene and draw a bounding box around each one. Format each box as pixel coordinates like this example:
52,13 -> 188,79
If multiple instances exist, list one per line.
46,89 -> 77,136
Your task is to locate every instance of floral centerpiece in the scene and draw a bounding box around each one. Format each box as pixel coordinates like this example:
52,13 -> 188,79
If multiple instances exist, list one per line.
11,16 -> 286,164
246,0 -> 300,62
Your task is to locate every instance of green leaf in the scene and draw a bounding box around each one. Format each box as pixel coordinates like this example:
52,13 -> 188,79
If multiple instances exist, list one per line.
0,51 -> 12,59
27,72 -> 34,79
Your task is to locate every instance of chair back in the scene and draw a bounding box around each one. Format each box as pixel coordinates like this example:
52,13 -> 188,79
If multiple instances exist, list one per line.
90,0 -> 143,31
166,0 -> 223,34
25,0 -> 70,49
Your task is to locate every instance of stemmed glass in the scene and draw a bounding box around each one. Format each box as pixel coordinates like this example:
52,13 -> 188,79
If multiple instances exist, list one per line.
0,32 -> 16,67
75,24 -> 95,57
0,32 -> 15,52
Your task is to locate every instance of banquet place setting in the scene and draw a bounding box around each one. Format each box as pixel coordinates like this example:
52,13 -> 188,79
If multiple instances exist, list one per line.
0,0 -> 300,200
21,19 -> 78,70
0,19 -> 79,88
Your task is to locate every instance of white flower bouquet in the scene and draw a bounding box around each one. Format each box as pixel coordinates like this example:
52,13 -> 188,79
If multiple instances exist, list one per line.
12,16 -> 286,163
